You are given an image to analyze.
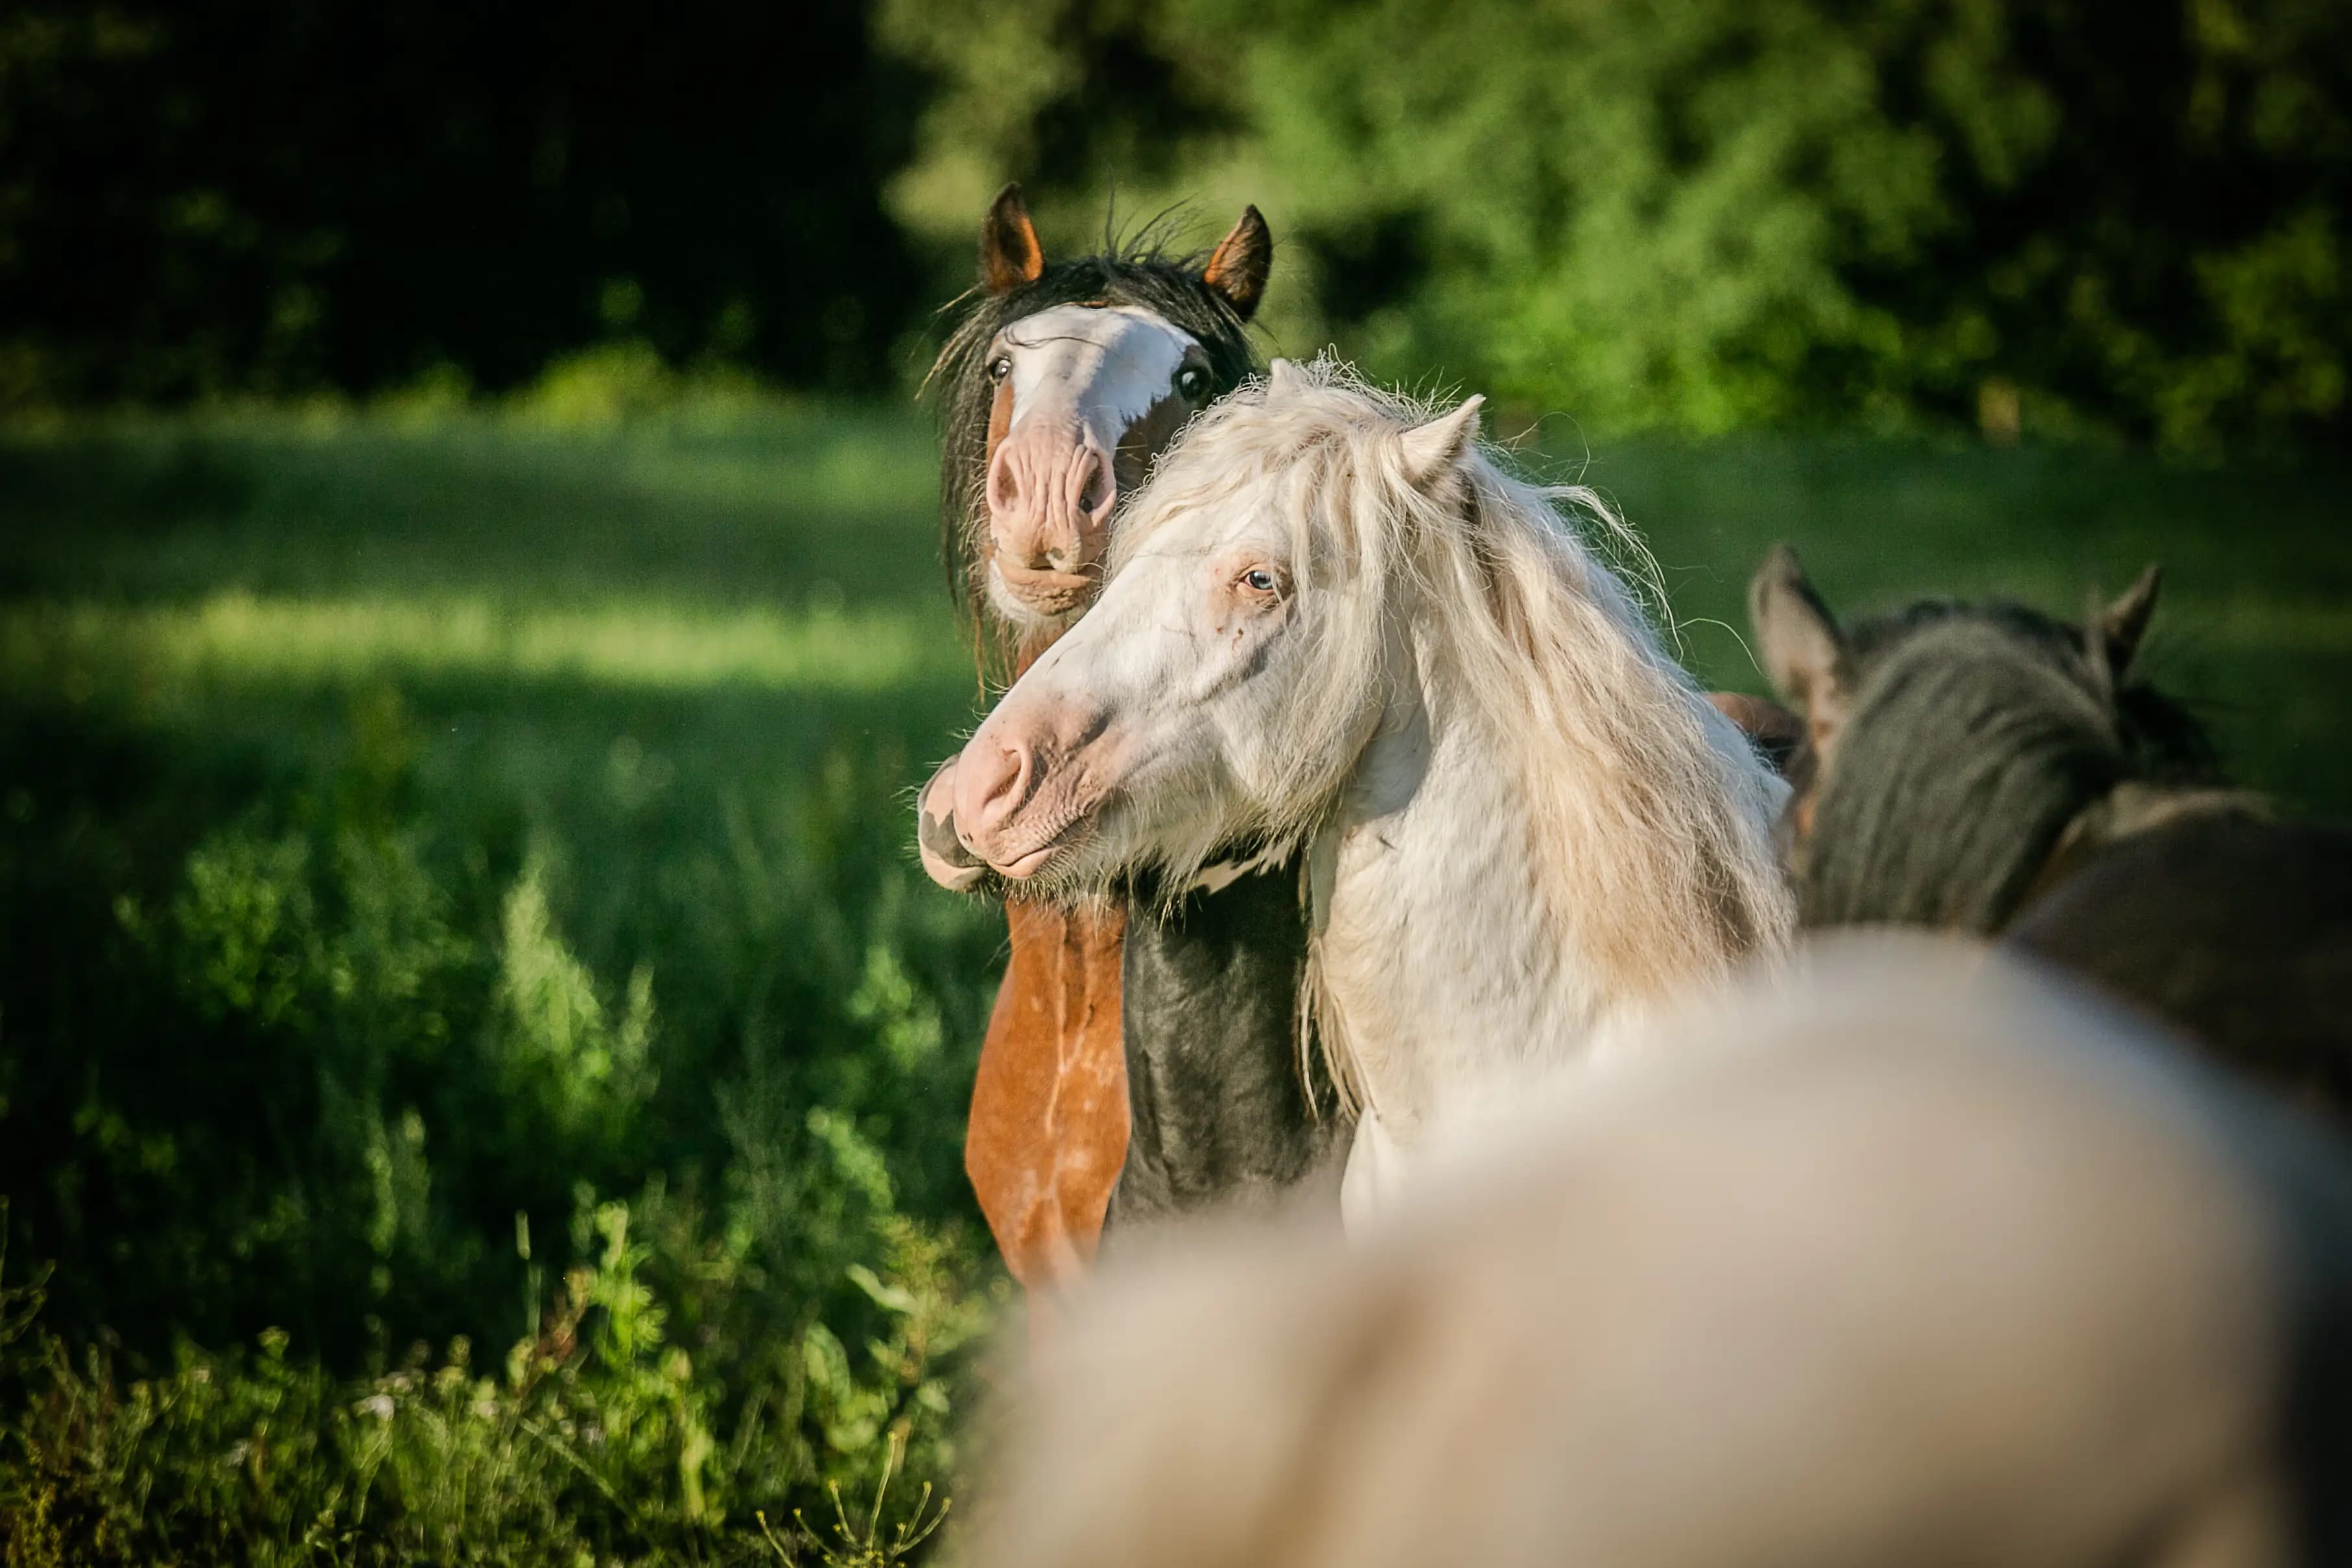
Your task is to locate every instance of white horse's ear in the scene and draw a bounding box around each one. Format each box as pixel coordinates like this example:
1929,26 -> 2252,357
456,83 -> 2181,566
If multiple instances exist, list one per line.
1267,358 -> 1305,397
1398,395 -> 1484,490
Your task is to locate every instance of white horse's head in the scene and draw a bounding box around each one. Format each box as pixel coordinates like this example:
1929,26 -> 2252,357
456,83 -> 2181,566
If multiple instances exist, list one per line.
945,358 -> 1466,890
942,360 -> 1789,989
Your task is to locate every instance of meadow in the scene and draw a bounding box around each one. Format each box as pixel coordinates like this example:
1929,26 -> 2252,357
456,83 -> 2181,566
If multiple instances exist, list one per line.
0,391 -> 2345,1563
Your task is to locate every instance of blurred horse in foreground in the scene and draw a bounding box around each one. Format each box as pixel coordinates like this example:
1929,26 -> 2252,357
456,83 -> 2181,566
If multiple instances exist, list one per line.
943,359 -> 1791,1221
967,939 -> 2352,1568
1750,546 -> 2352,1114
915,187 -> 1347,1331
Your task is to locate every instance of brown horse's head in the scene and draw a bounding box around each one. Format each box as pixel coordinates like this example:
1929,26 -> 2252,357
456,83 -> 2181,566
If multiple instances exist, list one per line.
1746,544 -> 2206,931
931,185 -> 1272,664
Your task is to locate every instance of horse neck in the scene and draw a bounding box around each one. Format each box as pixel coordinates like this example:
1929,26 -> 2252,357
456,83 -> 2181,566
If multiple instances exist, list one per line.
2016,779 -> 2272,919
1309,640 -> 1618,1143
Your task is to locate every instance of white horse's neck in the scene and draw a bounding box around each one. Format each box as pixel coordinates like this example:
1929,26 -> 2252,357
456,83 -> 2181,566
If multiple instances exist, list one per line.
1311,634 -> 1616,1152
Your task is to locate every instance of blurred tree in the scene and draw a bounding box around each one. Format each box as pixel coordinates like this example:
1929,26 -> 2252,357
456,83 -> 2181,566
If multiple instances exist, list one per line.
0,0 -> 928,403
880,0 -> 2352,451
1,0 -> 2344,446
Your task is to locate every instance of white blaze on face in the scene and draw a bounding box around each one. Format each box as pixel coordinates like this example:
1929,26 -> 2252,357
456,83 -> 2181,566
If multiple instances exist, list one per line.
983,303 -> 1210,627
1000,303 -> 1200,443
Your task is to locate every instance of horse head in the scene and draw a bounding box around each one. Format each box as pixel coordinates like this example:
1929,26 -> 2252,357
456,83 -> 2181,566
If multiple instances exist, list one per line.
933,185 -> 1271,651
1747,545 -> 2197,929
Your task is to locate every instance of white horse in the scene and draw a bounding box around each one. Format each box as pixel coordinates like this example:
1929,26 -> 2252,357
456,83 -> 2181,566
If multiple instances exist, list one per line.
947,358 -> 1793,1218
965,938 -> 2352,1568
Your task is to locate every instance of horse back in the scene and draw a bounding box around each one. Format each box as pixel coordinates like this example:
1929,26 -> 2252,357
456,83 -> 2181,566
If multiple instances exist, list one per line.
2005,813 -> 2352,1117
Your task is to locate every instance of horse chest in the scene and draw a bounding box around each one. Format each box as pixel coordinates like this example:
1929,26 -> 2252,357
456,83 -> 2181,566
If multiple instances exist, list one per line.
1317,766 -> 1612,1136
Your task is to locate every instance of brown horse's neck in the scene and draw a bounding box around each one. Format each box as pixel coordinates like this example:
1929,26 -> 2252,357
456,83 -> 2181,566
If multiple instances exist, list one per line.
963,902 -> 1128,1305
967,612 -> 1131,1352
2011,782 -> 2273,927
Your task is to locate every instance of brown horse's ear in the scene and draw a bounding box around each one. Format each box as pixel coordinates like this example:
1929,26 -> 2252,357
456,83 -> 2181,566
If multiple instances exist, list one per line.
1750,544 -> 1854,749
1202,205 -> 1273,320
982,183 -> 1046,294
2097,563 -> 2162,678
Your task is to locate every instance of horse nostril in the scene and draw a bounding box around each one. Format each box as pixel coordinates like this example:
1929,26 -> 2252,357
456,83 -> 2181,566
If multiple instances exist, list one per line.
967,740 -> 1034,832
988,452 -> 1021,515
1077,462 -> 1111,525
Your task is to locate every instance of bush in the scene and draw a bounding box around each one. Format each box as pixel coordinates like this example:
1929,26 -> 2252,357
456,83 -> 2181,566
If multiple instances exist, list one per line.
0,675 -> 1005,1562
0,1193 -> 985,1565
880,0 -> 2352,451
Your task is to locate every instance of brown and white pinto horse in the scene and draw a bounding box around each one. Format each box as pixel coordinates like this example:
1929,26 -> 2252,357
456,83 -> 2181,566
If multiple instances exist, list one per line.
917,186 -> 1294,1333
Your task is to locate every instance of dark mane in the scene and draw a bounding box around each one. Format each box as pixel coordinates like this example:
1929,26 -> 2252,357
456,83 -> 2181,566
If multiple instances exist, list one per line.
1802,602 -> 2220,931
924,237 -> 1261,666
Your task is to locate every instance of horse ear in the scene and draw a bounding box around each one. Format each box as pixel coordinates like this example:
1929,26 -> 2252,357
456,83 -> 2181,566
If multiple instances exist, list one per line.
1266,358 -> 1305,397
1749,544 -> 1854,742
2097,563 -> 2162,677
1398,395 -> 1484,490
981,183 -> 1045,294
1202,205 -> 1273,320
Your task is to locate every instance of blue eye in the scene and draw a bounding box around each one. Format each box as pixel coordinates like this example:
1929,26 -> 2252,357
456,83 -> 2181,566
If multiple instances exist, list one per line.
1243,568 -> 1278,594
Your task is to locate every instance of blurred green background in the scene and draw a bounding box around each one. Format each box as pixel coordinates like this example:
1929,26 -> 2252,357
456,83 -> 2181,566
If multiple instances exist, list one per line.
1,2 -> 2348,1563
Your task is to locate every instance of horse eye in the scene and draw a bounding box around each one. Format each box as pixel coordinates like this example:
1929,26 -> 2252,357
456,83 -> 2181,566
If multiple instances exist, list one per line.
1243,568 -> 1279,594
988,355 -> 1013,383
1177,367 -> 1206,398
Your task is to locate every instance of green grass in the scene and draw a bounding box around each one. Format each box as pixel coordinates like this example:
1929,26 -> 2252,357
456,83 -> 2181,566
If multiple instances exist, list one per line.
1540,431 -> 2352,814
0,594 -> 954,697
0,406 -> 1005,1565
0,401 -> 2344,1562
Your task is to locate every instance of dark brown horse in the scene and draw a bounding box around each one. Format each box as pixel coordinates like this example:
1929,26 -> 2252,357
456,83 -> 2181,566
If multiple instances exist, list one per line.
1749,544 -> 2352,1113
916,187 -> 1347,1336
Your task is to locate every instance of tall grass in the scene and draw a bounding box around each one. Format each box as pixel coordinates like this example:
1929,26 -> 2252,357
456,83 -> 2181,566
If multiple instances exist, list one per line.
0,400 -> 1008,1562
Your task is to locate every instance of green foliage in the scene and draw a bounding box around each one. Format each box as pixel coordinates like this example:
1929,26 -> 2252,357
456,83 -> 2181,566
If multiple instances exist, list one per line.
0,1191 -> 981,1565
6,0 -> 2342,450
0,406 -> 1011,1560
880,0 -> 2352,451
0,712 -> 998,1560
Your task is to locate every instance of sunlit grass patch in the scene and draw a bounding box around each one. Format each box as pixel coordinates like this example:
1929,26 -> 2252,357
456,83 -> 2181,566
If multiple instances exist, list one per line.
0,591 -> 971,703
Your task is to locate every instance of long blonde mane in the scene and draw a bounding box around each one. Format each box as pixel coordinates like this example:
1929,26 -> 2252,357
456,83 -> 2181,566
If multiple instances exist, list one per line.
1118,359 -> 1792,1061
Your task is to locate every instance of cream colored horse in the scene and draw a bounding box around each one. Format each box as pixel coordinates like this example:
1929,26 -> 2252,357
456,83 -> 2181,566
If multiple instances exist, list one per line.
967,938 -> 2352,1568
947,358 -> 1791,1219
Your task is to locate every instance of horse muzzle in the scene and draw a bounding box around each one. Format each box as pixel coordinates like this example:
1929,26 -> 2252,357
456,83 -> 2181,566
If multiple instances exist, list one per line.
916,757 -> 991,893
991,558 -> 1100,620
950,699 -> 1117,881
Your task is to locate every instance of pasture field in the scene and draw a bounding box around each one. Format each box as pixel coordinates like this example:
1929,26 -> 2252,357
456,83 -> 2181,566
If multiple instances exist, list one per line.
0,400 -> 2345,1563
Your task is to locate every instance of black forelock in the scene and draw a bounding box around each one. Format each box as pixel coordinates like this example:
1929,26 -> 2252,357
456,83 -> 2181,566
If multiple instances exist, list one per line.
1801,601 -> 2220,933
924,237 -> 1263,663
